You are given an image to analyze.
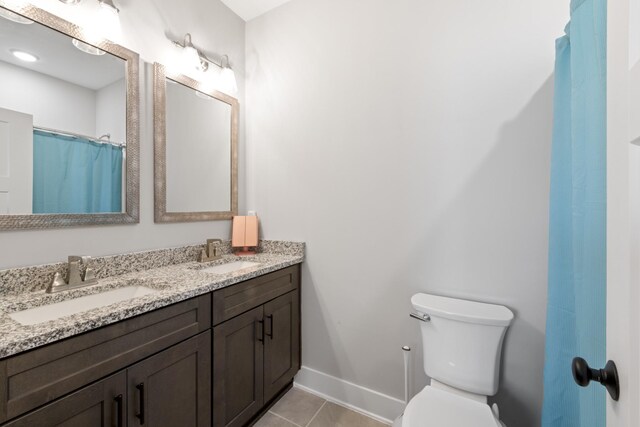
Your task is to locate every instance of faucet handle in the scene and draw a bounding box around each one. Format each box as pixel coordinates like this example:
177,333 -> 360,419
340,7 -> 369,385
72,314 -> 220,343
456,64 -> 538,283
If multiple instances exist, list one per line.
69,255 -> 91,265
68,256 -> 96,285
46,272 -> 67,293
199,239 -> 223,262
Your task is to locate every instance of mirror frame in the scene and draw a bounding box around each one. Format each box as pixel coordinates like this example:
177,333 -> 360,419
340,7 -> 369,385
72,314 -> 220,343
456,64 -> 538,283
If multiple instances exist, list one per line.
0,2 -> 140,230
153,62 -> 238,223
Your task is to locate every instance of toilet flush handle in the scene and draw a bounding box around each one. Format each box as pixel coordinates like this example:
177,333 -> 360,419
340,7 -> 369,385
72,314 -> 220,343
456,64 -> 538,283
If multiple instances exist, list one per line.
410,312 -> 431,322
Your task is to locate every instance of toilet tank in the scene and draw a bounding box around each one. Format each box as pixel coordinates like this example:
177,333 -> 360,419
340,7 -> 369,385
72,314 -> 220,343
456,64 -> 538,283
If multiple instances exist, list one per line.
411,293 -> 514,396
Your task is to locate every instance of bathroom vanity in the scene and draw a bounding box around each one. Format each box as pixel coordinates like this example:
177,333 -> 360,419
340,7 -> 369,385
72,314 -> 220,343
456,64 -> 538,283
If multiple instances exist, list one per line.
0,3 -> 301,426
0,242 -> 303,427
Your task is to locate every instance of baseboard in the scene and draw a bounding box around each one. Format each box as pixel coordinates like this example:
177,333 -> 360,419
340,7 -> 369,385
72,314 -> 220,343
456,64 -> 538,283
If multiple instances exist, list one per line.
294,366 -> 405,425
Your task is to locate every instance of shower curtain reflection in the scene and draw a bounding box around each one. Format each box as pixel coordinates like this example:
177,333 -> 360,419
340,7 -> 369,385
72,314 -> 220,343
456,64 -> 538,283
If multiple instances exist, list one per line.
32,130 -> 123,214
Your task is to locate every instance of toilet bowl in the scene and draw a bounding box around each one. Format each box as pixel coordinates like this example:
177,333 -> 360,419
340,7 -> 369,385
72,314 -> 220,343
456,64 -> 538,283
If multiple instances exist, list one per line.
402,293 -> 514,427
403,385 -> 503,427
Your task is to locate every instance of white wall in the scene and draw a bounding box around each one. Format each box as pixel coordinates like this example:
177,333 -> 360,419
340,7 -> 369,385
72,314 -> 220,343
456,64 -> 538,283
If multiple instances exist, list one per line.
0,0 -> 245,269
0,60 -> 96,136
246,0 -> 567,425
96,78 -> 126,144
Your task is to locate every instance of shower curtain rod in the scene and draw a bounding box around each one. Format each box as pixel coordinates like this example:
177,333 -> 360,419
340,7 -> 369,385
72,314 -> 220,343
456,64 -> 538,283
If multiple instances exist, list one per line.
33,126 -> 126,148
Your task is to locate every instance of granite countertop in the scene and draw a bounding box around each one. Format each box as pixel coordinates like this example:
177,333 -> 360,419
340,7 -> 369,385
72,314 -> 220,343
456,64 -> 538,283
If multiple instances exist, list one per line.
0,246 -> 303,359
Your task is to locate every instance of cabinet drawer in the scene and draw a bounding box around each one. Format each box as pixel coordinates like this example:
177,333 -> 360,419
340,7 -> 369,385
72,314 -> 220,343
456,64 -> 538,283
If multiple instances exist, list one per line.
212,265 -> 300,326
2,371 -> 126,427
0,294 -> 211,423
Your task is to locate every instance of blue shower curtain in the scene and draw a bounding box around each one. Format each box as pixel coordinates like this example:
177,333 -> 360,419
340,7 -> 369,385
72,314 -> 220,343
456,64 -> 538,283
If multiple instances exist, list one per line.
542,0 -> 607,426
33,130 -> 123,214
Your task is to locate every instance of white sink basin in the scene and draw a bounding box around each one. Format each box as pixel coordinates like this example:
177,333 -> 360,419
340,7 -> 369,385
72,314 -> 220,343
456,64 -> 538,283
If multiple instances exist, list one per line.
9,285 -> 157,326
200,261 -> 262,275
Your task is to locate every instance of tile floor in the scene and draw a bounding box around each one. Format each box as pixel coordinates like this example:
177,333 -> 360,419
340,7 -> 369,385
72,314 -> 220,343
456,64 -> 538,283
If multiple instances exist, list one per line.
254,387 -> 389,427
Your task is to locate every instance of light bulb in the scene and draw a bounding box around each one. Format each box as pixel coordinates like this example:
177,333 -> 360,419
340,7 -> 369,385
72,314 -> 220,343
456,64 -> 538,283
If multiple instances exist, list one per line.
220,67 -> 238,95
183,45 -> 203,71
96,0 -> 121,41
98,0 -> 119,14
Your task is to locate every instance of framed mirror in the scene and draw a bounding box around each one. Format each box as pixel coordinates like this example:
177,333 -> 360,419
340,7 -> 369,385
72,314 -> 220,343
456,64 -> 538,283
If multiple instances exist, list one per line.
0,3 -> 139,230
153,63 -> 238,222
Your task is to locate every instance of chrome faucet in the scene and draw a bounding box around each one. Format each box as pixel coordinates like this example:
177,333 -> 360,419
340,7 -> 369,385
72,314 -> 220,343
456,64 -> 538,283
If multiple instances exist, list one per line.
47,256 -> 98,293
199,239 -> 223,262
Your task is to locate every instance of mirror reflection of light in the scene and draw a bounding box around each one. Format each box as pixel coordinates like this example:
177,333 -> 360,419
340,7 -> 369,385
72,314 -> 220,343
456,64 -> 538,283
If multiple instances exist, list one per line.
11,49 -> 38,62
0,8 -> 33,24
195,91 -> 214,101
72,39 -> 106,55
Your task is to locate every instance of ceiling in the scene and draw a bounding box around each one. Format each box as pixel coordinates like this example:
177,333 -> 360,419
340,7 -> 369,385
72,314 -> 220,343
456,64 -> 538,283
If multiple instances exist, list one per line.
221,0 -> 294,21
0,15 -> 125,91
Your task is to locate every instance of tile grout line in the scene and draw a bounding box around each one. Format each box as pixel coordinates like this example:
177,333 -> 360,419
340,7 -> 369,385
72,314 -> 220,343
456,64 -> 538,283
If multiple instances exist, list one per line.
267,411 -> 305,427
304,400 -> 327,427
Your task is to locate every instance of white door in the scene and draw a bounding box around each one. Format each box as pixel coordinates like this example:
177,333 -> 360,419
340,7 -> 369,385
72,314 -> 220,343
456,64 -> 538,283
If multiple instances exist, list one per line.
0,107 -> 33,214
607,0 -> 640,425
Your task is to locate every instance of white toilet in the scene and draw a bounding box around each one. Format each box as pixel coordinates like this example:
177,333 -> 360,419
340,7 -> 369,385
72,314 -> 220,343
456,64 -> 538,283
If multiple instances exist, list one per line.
402,293 -> 514,427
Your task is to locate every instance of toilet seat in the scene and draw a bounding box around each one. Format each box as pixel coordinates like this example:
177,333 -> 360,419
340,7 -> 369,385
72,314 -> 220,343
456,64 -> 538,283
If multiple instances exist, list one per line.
402,386 -> 503,427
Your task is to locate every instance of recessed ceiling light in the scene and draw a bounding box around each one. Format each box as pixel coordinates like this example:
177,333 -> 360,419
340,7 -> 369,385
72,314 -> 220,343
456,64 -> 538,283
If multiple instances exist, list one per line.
58,0 -> 82,4
11,50 -> 38,62
72,39 -> 106,56
0,8 -> 33,24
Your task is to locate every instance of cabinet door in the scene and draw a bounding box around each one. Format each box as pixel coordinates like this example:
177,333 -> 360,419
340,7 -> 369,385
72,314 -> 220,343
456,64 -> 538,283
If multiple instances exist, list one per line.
4,372 -> 126,427
213,306 -> 264,427
127,331 -> 211,427
263,290 -> 300,403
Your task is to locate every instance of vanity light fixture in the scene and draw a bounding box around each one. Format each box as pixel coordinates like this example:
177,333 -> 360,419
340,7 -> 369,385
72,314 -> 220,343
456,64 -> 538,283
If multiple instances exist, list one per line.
58,0 -> 121,40
176,34 -> 205,71
98,0 -> 119,16
57,0 -> 120,15
172,33 -> 238,94
0,8 -> 33,24
219,55 -> 238,95
97,0 -> 120,39
11,49 -> 38,62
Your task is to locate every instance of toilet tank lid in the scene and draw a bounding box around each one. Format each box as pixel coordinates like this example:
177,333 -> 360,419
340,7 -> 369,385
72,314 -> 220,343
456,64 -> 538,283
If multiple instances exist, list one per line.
411,293 -> 514,327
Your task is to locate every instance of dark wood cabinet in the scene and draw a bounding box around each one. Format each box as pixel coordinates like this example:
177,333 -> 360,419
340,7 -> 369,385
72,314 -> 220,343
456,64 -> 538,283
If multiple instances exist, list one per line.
213,274 -> 301,427
263,290 -> 300,403
128,331 -> 211,427
0,264 -> 300,427
4,332 -> 212,427
3,372 -> 126,427
0,295 -> 210,423
213,306 -> 264,427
